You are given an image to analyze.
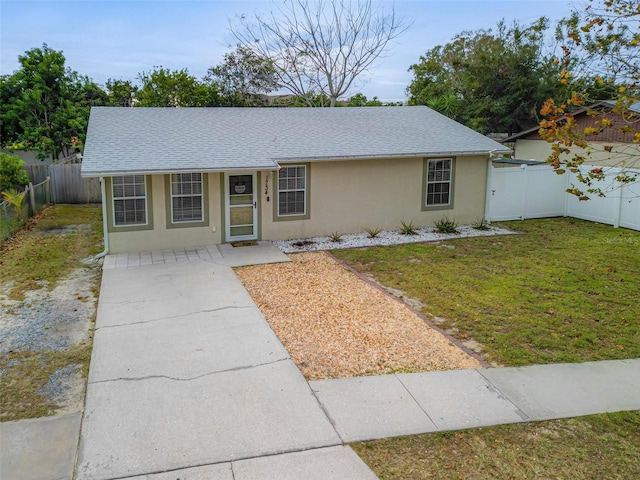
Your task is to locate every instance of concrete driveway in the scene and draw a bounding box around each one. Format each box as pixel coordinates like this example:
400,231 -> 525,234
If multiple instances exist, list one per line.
75,251 -> 367,480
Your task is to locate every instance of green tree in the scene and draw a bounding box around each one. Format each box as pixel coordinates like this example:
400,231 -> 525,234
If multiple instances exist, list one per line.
539,0 -> 639,199
106,79 -> 138,107
136,67 -> 220,107
207,45 -> 279,106
0,152 -> 29,192
408,18 -> 573,135
346,93 -> 383,106
0,44 -> 107,160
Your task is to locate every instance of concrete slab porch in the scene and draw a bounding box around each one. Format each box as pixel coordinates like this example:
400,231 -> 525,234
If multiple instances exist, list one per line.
102,241 -> 290,270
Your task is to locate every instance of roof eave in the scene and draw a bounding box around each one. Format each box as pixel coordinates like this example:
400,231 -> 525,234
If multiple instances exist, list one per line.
272,149 -> 512,163
81,164 -> 282,178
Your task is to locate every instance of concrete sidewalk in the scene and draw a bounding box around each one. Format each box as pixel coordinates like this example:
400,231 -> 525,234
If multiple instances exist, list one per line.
310,359 -> 640,443
3,242 -> 640,480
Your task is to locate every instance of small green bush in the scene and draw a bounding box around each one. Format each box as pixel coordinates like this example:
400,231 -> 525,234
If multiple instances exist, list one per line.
472,217 -> 491,231
329,231 -> 343,242
0,152 -> 29,192
364,226 -> 382,238
400,220 -> 417,235
435,216 -> 459,234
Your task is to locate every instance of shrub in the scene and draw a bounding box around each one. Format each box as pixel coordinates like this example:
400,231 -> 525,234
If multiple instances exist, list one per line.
329,231 -> 343,242
435,216 -> 459,234
472,217 -> 491,231
364,226 -> 382,238
0,152 -> 29,192
400,219 -> 417,235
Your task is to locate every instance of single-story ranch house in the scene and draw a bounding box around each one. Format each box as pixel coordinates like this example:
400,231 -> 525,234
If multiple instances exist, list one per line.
81,106 -> 511,253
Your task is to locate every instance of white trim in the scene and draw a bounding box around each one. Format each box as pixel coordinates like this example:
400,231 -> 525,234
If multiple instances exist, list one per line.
224,172 -> 258,242
425,158 -> 452,207
111,175 -> 148,227
277,165 -> 307,217
170,172 -> 204,224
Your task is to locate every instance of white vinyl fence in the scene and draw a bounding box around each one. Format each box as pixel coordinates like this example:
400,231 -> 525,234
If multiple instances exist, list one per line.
487,164 -> 640,231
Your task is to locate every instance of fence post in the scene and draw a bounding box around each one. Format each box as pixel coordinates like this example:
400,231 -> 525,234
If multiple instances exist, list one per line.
614,172 -> 623,228
2,202 -> 10,238
520,164 -> 527,220
563,171 -> 570,217
45,176 -> 51,204
28,182 -> 36,216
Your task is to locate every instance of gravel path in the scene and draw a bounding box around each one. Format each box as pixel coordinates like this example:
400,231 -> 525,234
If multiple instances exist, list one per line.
273,224 -> 516,253
236,252 -> 482,380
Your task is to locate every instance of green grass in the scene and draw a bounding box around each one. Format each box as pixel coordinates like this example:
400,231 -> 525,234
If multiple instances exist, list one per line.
333,218 -> 640,366
0,344 -> 92,421
0,204 -> 103,300
352,411 -> 640,480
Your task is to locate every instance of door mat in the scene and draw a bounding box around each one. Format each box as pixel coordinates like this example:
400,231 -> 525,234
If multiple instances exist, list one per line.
231,241 -> 258,247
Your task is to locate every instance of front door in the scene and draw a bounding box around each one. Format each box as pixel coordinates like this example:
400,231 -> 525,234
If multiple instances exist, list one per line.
225,172 -> 258,242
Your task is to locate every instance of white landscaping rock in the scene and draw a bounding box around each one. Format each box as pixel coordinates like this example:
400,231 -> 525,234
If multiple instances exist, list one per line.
274,225 -> 517,253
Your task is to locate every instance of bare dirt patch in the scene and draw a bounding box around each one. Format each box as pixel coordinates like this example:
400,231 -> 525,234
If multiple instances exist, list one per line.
235,251 -> 481,380
0,264 -> 100,419
0,266 -> 97,354
0,205 -> 102,420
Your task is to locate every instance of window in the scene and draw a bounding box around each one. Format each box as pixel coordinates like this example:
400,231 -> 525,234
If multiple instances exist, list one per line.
112,175 -> 147,226
164,173 -> 208,229
425,158 -> 452,206
278,165 -> 306,216
170,173 -> 203,223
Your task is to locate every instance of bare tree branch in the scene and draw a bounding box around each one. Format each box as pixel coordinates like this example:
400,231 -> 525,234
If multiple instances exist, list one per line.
229,0 -> 409,106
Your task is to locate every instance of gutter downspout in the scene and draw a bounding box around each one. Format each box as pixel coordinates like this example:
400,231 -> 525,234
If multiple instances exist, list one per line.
95,177 -> 109,259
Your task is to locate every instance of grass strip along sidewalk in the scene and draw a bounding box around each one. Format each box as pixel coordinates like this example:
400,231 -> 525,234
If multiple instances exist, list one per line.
353,411 -> 640,480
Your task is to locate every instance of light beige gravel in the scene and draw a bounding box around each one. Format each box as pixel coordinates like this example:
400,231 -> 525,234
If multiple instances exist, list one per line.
235,251 -> 481,380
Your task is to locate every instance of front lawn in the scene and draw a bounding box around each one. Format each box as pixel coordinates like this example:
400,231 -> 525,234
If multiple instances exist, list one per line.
333,218 -> 640,366
352,411 -> 640,480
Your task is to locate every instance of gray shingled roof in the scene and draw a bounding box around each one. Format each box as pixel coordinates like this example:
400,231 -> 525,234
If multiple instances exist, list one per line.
81,106 -> 512,176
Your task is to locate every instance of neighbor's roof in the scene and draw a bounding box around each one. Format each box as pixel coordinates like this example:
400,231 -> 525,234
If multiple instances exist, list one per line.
503,100 -> 640,143
81,106 -> 512,176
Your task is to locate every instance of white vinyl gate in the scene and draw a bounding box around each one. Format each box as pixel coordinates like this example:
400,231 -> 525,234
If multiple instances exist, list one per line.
487,164 -> 640,231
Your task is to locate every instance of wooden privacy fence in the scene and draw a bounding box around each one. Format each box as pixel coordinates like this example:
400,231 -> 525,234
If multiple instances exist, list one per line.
25,164 -> 102,204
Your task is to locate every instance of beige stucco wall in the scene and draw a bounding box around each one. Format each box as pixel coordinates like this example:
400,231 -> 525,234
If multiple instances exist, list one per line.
514,139 -> 640,168
106,156 -> 490,252
260,156 -> 489,241
108,173 -> 222,253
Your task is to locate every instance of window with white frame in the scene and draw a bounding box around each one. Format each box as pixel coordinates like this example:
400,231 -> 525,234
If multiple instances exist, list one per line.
278,165 -> 306,216
171,172 -> 203,223
112,175 -> 147,226
425,158 -> 452,206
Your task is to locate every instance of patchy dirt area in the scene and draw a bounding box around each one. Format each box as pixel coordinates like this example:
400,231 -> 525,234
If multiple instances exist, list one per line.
0,205 -> 103,421
0,266 -> 99,416
235,251 -> 482,380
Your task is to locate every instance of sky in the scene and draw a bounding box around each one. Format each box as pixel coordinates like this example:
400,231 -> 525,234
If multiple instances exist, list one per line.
0,0 -> 579,102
